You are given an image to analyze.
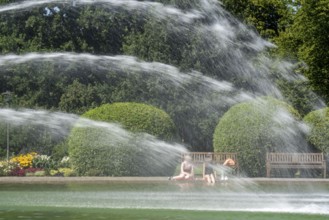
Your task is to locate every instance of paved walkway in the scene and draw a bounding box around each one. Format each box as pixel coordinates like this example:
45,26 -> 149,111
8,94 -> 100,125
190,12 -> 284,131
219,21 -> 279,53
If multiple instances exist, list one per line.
0,176 -> 328,184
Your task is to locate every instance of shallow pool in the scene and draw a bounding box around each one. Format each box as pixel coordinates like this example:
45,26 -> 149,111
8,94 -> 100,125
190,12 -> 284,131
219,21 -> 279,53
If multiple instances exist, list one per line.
0,178 -> 328,219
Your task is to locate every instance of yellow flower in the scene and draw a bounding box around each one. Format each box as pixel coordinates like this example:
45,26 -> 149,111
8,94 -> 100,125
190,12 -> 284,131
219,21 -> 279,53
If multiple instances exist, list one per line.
10,152 -> 38,168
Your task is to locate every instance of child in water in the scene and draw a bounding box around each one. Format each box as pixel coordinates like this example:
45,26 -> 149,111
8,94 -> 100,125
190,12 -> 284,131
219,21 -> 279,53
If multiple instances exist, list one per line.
170,155 -> 194,180
221,158 -> 235,180
203,161 -> 216,184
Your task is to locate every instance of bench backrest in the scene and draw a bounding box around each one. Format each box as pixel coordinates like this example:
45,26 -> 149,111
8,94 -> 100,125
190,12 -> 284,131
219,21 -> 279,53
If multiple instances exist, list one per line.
267,153 -> 324,164
182,152 -> 238,165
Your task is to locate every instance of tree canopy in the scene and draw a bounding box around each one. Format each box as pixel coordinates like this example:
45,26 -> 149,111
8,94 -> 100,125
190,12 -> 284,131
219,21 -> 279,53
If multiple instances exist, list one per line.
274,0 -> 329,103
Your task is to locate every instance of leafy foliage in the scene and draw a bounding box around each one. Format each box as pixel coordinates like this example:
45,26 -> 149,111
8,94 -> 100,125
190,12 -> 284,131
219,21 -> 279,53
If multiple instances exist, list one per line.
221,0 -> 295,39
277,79 -> 324,117
121,2 -> 271,150
0,3 -> 141,54
303,108 -> 329,154
0,0 -> 328,154
213,97 -> 307,177
84,102 -> 177,140
275,0 -> 329,104
0,122 -> 64,158
68,102 -> 177,176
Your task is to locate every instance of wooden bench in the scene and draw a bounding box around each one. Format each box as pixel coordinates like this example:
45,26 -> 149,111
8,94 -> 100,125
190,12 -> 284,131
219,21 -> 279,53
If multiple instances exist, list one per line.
182,152 -> 239,176
266,153 -> 327,178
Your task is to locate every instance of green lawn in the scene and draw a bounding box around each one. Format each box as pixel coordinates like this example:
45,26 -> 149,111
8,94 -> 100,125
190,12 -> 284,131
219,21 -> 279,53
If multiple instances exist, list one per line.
0,207 -> 328,220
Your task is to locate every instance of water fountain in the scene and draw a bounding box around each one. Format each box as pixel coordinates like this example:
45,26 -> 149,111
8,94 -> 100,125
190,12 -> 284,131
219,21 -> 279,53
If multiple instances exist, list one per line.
0,0 -> 328,219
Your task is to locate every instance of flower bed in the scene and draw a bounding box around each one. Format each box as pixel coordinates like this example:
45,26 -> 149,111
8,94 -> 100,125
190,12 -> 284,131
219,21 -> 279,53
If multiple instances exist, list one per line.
0,152 -> 73,177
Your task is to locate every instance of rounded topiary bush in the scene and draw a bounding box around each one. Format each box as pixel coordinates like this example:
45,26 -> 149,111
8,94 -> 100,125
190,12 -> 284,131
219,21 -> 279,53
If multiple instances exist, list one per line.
213,97 -> 307,177
68,102 -> 177,176
303,107 -> 329,154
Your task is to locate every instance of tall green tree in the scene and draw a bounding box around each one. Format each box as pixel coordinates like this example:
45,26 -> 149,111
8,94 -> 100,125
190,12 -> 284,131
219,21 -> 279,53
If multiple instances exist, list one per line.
0,3 -> 142,54
221,0 -> 295,39
275,0 -> 329,105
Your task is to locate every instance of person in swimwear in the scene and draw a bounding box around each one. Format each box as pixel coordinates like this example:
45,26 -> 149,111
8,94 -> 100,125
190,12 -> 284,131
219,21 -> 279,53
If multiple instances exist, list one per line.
203,160 -> 216,184
223,158 -> 235,166
170,155 -> 194,180
221,158 -> 235,180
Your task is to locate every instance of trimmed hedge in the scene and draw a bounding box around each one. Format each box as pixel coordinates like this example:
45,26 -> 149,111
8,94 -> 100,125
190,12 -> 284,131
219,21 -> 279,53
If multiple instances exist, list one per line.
303,107 -> 329,154
83,102 -> 176,139
68,102 -> 177,176
213,97 -> 305,177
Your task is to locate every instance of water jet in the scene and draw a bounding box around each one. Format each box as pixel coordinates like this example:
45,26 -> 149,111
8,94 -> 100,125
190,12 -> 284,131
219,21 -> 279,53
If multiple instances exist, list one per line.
0,0 -> 328,219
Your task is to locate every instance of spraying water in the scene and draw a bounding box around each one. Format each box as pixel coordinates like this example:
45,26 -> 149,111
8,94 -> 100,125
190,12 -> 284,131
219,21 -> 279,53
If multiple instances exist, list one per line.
0,0 -> 202,23
0,0 -> 328,217
0,0 -> 314,99
0,108 -> 187,174
0,1 -> 325,172
0,53 -> 233,94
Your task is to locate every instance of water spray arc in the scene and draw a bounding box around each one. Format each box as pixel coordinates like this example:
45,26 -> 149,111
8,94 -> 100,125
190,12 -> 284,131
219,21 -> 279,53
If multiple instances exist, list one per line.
0,0 -> 325,171
0,0 -> 328,217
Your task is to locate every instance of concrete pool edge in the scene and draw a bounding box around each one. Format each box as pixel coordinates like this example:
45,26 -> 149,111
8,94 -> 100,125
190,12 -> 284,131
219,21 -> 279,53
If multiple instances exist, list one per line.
0,176 -> 328,184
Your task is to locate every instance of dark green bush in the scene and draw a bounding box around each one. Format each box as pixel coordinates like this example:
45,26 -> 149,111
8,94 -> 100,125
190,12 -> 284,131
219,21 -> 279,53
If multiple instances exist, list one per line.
68,102 -> 178,176
0,122 -> 61,158
213,97 -> 306,177
303,107 -> 329,154
51,141 -> 69,162
83,102 -> 176,140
